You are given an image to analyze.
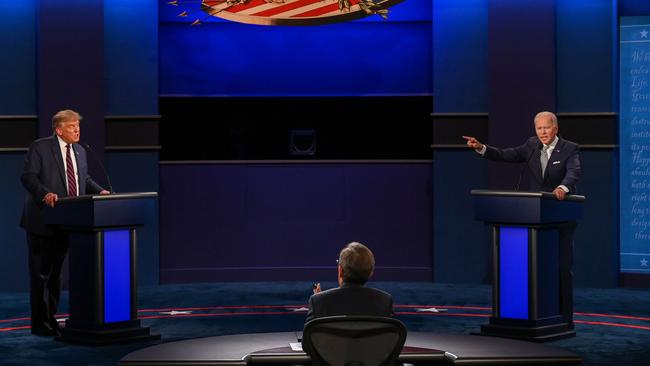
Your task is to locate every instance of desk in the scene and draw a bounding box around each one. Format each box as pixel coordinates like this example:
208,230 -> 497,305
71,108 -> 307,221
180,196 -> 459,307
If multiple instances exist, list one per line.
119,331 -> 581,365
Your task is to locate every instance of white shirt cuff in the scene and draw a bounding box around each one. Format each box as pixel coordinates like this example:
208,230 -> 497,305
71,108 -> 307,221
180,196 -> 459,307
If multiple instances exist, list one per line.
558,185 -> 569,193
477,145 -> 487,155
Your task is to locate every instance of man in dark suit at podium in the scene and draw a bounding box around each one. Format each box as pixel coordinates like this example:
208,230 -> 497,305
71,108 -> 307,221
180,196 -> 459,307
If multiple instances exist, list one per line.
305,242 -> 393,323
462,111 -> 581,200
20,109 -> 109,336
463,111 -> 581,324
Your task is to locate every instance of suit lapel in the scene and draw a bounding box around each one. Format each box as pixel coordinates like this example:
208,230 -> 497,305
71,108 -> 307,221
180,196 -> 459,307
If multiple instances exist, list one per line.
530,144 -> 544,184
50,135 -> 67,191
545,138 -> 565,179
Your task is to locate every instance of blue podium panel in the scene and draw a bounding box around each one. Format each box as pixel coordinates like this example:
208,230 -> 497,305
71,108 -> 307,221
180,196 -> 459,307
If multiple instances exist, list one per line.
104,230 -> 131,323
499,227 -> 529,320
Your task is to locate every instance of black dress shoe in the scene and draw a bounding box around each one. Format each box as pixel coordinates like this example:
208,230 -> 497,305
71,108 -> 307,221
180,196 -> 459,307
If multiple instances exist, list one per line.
31,325 -> 60,337
48,320 -> 61,331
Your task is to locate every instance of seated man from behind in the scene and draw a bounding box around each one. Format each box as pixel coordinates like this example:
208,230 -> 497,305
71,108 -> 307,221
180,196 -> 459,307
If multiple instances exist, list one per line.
305,242 -> 394,323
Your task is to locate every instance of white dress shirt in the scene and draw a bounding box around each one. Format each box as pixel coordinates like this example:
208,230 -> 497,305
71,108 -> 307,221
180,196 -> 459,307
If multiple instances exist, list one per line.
57,136 -> 79,196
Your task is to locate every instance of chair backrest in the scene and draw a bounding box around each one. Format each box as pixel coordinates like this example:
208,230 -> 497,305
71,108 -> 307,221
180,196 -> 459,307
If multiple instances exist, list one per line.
302,316 -> 407,366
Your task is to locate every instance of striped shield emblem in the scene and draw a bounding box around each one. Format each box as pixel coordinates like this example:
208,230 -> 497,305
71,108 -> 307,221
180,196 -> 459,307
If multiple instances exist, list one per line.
200,0 -> 404,26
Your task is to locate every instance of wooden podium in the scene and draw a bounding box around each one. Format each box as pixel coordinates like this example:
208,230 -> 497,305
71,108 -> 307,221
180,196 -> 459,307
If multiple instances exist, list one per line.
471,190 -> 585,341
43,192 -> 160,345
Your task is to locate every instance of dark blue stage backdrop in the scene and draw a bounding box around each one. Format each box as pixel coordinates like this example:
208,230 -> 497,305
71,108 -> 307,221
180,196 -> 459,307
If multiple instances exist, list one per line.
156,0 -> 434,284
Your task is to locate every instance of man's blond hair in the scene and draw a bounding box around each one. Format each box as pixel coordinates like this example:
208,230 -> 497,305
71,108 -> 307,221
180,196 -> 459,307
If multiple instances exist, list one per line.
52,109 -> 82,131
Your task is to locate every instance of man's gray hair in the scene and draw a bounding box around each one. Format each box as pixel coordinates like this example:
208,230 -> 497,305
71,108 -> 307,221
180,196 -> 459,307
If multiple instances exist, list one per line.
534,111 -> 558,127
52,109 -> 82,131
338,242 -> 375,285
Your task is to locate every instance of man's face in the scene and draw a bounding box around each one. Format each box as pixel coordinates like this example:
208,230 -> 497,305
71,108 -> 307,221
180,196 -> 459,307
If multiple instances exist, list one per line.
55,119 -> 80,144
535,116 -> 558,146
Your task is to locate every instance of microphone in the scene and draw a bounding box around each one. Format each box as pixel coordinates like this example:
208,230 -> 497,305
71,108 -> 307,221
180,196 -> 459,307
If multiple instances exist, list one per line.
81,143 -> 114,193
515,140 -> 542,191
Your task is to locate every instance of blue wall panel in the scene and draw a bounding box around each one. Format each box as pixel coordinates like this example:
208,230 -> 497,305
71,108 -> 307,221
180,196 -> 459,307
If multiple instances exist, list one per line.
432,0 -> 488,112
433,150 -> 489,283
105,0 -> 159,115
106,151 -> 160,286
160,22 -> 431,96
0,154 -> 30,292
573,150 -> 618,287
159,163 -> 432,283
0,1 -> 36,114
557,0 -> 615,112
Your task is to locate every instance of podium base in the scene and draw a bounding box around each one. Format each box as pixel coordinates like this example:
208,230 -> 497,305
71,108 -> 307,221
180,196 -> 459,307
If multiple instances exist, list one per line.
56,320 -> 160,345
475,322 -> 576,342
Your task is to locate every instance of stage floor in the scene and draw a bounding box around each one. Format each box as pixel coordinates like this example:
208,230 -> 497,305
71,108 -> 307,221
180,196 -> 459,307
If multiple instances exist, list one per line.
118,331 -> 581,365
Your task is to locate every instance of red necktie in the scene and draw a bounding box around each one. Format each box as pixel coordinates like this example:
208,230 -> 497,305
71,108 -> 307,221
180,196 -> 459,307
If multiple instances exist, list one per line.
66,144 -> 77,197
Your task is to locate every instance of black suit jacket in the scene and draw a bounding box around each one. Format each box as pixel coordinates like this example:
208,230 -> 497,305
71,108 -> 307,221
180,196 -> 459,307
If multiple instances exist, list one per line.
20,135 -> 104,236
484,136 -> 581,193
305,283 -> 394,323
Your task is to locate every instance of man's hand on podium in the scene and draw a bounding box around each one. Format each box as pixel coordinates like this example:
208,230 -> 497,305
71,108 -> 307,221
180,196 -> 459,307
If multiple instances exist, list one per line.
553,188 -> 566,201
43,192 -> 58,208
100,190 -> 110,195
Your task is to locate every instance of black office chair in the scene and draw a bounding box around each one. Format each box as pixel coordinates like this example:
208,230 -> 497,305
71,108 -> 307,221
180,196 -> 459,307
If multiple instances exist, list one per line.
302,316 -> 407,366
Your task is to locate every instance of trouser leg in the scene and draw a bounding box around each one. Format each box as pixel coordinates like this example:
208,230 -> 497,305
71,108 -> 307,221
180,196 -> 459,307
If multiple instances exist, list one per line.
27,232 -> 68,331
27,233 -> 53,330
47,233 -> 68,328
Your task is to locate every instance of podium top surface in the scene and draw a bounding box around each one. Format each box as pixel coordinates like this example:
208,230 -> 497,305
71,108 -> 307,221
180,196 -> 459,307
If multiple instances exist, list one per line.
57,192 -> 158,204
471,189 -> 585,202
44,192 -> 157,228
471,190 -> 584,224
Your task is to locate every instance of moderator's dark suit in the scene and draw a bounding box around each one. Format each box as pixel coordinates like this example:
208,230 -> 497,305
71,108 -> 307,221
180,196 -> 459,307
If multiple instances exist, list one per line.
484,136 -> 581,324
305,283 -> 394,323
484,136 -> 581,193
20,135 -> 104,333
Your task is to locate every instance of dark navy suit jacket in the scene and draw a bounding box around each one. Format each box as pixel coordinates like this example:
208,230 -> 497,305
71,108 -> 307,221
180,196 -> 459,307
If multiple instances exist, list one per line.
20,135 -> 104,236
484,136 -> 581,193
305,283 -> 394,323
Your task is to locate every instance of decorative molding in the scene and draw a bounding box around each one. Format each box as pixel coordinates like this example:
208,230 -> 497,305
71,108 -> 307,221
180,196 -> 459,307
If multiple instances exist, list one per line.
160,159 -> 433,165
0,115 -> 37,148
106,145 -> 162,151
0,147 -> 29,152
0,115 -> 38,120
432,113 -> 488,147
105,115 -> 161,120
0,114 -> 161,150
556,112 -> 618,146
105,115 -> 160,148
430,112 -> 618,149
